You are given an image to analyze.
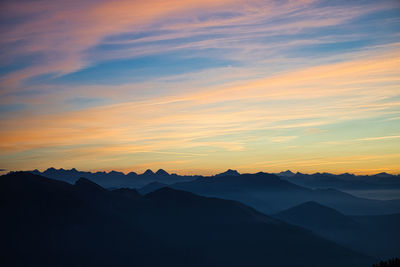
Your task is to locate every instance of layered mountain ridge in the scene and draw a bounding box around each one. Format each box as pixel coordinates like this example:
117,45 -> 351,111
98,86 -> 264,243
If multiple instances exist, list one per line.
0,172 -> 374,267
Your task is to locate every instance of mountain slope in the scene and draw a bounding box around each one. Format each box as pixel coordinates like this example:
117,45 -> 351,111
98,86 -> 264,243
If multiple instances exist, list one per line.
0,172 -> 373,267
276,201 -> 357,230
171,172 -> 400,215
275,201 -> 400,259
138,181 -> 168,195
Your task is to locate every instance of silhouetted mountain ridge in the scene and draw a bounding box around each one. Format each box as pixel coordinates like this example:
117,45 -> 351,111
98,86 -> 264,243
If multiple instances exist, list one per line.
215,169 -> 240,177
26,167 -> 201,188
1,172 -> 373,267
25,168 -> 400,192
275,170 -> 400,190
169,172 -> 400,215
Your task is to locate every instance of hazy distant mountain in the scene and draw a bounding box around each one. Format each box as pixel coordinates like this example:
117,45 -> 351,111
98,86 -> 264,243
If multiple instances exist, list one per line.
142,169 -> 155,176
215,169 -> 240,177
170,171 -> 400,215
276,201 -> 357,230
277,170 -> 296,177
275,201 -> 400,259
1,172 -> 373,267
276,171 -> 400,190
23,168 -> 400,192
138,181 -> 168,195
27,167 -> 200,188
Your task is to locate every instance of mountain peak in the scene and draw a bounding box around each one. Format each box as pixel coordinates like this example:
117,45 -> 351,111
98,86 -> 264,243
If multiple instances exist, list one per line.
142,169 -> 154,175
278,170 -> 295,177
108,170 -> 124,176
216,169 -> 240,177
375,172 -> 391,178
155,169 -> 169,176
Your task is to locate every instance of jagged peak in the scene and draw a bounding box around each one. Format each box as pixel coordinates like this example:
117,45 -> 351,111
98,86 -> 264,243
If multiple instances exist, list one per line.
155,169 -> 169,176
108,170 -> 124,175
216,169 -> 240,177
143,169 -> 154,175
278,170 -> 295,177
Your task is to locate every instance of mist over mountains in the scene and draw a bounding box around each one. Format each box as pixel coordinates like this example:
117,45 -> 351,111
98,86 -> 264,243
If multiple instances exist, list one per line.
1,172 -> 374,267
2,169 -> 399,266
275,201 -> 400,259
26,167 -> 400,190
23,167 -> 400,215
276,170 -> 400,190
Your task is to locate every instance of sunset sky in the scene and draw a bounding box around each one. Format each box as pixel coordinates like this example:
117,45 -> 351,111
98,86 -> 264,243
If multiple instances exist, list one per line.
0,0 -> 399,175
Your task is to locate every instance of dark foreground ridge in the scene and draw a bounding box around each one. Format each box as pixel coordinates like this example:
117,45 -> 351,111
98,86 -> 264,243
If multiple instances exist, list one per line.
1,172 -> 373,267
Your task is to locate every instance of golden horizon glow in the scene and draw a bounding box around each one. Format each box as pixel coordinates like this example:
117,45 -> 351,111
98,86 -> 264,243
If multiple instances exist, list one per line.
1,0 -> 399,175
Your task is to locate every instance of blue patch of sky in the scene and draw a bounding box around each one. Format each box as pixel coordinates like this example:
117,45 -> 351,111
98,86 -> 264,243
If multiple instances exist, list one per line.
347,9 -> 400,35
0,52 -> 44,77
51,52 -> 237,85
2,87 -> 44,98
314,0 -> 398,9
24,73 -> 60,85
287,39 -> 374,57
259,6 -> 400,57
0,103 -> 26,114
280,13 -> 400,59
95,32 -> 228,53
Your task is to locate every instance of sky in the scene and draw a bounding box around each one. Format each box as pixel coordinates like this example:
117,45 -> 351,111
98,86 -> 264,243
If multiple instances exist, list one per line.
0,0 -> 399,175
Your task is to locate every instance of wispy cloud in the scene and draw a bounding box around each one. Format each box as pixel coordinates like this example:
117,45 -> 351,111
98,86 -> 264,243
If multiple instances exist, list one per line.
357,135 -> 400,141
1,48 -> 399,154
1,0 -> 399,174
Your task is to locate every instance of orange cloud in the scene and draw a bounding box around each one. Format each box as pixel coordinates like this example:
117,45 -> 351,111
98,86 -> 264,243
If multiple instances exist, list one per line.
1,47 -> 399,157
1,0 -> 388,91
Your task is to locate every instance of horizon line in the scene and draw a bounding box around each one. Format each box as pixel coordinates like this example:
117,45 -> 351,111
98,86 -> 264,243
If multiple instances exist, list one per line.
3,167 -> 399,177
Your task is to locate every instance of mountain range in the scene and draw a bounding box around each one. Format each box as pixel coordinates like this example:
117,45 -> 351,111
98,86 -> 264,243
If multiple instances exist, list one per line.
27,167 -> 200,188
168,172 -> 400,215
24,168 -> 400,191
0,172 -> 374,267
25,168 -> 400,215
276,170 -> 400,190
